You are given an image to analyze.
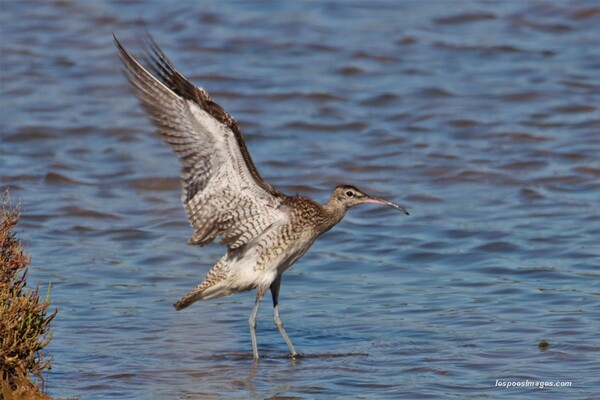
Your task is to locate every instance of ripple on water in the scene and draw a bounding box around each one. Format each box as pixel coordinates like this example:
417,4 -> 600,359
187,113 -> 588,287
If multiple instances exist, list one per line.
2,0 -> 599,399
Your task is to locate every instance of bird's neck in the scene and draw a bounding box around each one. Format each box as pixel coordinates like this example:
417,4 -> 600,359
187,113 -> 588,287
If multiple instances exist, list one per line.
321,200 -> 347,232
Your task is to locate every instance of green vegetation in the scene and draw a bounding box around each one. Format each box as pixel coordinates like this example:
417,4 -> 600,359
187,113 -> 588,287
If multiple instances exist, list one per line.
1,192 -> 56,399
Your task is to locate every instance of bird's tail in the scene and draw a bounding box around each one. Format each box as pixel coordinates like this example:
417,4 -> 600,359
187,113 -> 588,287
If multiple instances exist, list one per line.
174,254 -> 238,310
173,288 -> 205,310
173,283 -> 230,310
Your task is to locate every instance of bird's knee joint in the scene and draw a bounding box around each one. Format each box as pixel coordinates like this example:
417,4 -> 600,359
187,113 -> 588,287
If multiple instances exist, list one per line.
249,319 -> 257,330
273,316 -> 284,328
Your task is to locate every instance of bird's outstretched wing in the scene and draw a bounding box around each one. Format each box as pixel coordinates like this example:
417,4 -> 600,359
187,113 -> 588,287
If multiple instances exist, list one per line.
114,34 -> 287,249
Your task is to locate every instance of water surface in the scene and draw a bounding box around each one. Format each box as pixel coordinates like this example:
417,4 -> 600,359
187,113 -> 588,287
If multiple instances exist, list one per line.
1,1 -> 599,399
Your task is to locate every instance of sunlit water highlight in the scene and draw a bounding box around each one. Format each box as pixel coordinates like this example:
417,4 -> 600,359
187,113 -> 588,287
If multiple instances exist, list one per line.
1,1 -> 599,398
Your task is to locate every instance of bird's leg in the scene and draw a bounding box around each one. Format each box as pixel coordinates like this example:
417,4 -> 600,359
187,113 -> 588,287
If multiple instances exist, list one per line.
270,276 -> 303,358
249,287 -> 267,361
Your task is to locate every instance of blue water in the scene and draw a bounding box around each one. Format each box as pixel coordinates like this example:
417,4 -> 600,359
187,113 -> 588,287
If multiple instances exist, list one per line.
1,1 -> 599,398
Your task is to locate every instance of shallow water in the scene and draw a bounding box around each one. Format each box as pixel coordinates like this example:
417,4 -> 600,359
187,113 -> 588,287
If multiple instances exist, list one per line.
1,1 -> 599,398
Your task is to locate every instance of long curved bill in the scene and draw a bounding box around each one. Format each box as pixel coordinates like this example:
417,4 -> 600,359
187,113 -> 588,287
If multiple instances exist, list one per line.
363,196 -> 409,215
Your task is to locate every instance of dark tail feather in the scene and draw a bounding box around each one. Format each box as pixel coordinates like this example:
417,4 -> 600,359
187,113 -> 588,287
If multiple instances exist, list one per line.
173,287 -> 205,310
173,284 -> 228,310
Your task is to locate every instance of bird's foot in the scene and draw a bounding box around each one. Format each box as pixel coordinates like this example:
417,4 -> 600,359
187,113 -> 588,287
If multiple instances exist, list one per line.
288,352 -> 304,359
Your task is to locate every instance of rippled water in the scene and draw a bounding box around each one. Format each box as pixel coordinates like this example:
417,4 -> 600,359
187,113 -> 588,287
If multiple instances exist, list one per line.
1,1 -> 599,399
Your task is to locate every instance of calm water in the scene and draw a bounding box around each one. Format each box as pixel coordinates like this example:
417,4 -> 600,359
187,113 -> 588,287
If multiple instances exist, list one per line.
1,1 -> 599,398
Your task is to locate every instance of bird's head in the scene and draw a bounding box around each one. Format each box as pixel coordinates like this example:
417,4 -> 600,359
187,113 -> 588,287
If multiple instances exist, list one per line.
329,185 -> 409,215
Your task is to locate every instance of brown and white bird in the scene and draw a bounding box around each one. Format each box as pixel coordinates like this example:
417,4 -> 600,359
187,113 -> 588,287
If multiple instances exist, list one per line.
114,34 -> 409,360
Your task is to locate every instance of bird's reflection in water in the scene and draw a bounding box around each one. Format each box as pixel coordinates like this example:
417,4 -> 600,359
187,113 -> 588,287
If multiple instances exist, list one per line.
176,351 -> 368,399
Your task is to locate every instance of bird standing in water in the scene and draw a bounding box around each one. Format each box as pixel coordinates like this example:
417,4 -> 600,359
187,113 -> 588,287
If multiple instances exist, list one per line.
115,35 -> 409,360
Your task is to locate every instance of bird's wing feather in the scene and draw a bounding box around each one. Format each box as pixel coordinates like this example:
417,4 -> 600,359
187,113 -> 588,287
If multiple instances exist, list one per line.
115,35 -> 286,249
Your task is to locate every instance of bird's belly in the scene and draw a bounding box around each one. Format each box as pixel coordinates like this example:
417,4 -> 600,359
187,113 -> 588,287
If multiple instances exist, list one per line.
273,239 -> 315,275
227,250 -> 277,292
227,233 -> 315,291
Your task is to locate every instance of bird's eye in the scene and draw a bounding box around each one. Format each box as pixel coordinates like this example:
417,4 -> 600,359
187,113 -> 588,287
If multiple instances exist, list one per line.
346,191 -> 354,197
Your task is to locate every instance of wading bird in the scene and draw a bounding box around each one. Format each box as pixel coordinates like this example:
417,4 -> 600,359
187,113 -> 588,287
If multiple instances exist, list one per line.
114,35 -> 409,360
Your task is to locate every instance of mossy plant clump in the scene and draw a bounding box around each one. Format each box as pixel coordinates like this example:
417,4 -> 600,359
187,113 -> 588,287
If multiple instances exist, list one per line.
1,191 -> 56,399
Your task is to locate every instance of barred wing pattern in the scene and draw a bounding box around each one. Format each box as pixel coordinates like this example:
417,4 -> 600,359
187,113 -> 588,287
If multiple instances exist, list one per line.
115,35 -> 286,249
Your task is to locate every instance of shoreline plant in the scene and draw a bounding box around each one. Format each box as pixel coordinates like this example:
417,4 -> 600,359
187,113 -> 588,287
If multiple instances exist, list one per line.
1,191 -> 56,399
